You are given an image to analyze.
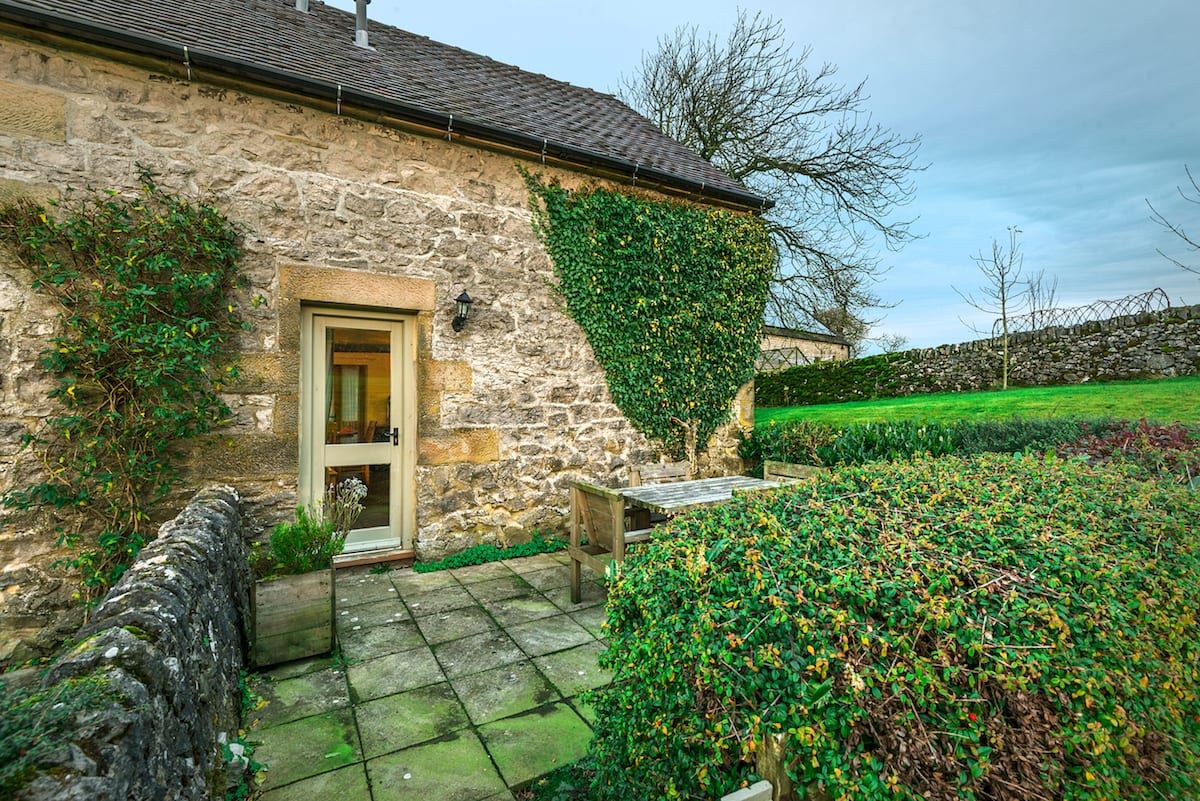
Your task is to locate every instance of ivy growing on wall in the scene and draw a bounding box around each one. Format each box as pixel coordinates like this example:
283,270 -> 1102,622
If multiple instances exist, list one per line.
523,171 -> 776,460
0,172 -> 244,601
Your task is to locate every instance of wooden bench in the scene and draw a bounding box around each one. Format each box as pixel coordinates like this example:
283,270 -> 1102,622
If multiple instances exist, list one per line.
627,460 -> 692,529
568,481 -> 654,604
763,460 -> 825,483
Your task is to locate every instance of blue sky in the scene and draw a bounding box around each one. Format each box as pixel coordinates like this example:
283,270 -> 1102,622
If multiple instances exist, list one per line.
334,0 -> 1199,347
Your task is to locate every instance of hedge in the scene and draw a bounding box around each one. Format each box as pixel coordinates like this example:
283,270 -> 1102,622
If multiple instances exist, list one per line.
755,353 -> 907,407
740,417 -> 1127,473
589,454 -> 1200,800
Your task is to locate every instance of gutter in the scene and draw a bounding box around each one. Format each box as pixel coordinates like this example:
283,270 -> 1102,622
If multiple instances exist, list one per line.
0,1 -> 774,212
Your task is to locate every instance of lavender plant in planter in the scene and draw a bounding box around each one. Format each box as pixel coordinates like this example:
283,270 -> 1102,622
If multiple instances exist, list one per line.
250,478 -> 366,667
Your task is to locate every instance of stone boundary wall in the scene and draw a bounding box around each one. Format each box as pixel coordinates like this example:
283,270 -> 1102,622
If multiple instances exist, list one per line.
17,486 -> 249,801
900,304 -> 1200,392
759,304 -> 1200,407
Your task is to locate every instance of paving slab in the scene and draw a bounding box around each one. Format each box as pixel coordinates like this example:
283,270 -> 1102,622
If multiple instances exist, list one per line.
477,703 -> 593,788
518,566 -> 572,592
448,561 -> 517,584
486,593 -> 561,628
255,667 -> 350,728
567,604 -> 608,639
389,568 -> 460,595
336,573 -> 401,607
566,694 -> 597,725
258,764 -> 370,801
414,604 -> 497,645
253,707 -> 361,790
339,619 -> 426,662
450,660 -> 560,726
542,582 -> 607,612
433,629 -> 525,679
403,584 -> 478,617
506,614 -> 594,658
501,553 -> 566,575
466,574 -> 535,604
336,598 -> 410,632
533,642 -> 611,697
347,646 -> 445,702
356,682 -> 470,758
545,551 -> 572,565
265,655 -> 336,682
367,730 -> 509,801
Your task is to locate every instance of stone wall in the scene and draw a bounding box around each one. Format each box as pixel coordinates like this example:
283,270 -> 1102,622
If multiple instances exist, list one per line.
759,304 -> 1200,407
0,30 -> 754,659
15,485 -> 248,801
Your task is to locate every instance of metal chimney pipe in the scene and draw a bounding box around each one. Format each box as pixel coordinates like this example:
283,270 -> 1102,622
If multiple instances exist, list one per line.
355,0 -> 370,48
295,0 -> 308,11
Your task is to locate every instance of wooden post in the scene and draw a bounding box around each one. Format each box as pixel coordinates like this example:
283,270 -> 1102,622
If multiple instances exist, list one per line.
569,485 -> 582,605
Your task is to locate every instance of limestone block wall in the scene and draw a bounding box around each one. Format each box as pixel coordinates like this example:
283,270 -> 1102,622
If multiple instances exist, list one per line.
15,486 -> 248,801
0,31 -> 754,658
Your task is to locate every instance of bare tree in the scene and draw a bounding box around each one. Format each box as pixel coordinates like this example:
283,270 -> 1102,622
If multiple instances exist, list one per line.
1025,268 -> 1060,329
955,227 -> 1026,389
620,11 -> 922,348
872,332 -> 909,354
1147,165 -> 1199,276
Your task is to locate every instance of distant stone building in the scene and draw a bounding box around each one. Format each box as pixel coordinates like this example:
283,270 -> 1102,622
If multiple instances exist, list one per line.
758,324 -> 851,372
0,0 -> 768,660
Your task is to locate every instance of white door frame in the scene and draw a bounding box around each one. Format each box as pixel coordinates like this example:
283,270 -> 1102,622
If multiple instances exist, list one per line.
299,306 -> 417,552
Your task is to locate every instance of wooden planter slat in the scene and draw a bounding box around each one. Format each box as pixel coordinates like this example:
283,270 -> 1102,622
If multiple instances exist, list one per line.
251,570 -> 334,667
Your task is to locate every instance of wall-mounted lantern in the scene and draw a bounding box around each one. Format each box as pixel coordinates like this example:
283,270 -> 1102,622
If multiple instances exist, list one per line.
451,291 -> 473,332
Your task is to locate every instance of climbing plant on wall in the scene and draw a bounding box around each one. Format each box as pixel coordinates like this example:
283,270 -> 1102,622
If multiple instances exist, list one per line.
0,171 -> 245,602
524,170 -> 776,461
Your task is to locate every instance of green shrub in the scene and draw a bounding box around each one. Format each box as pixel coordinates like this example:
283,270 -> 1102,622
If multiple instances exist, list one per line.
755,352 -> 907,407
413,532 -> 566,573
0,674 -> 112,794
741,417 -> 1124,473
257,479 -> 367,577
591,455 -> 1200,800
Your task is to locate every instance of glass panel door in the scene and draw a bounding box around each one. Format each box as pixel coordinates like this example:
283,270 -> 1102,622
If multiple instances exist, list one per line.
309,316 -> 406,554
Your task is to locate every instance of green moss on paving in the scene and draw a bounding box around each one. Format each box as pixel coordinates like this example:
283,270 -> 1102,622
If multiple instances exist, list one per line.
478,703 -> 593,788
253,708 -> 361,789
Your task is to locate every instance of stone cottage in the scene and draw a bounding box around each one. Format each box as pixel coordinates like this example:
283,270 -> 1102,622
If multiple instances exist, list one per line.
0,0 -> 770,658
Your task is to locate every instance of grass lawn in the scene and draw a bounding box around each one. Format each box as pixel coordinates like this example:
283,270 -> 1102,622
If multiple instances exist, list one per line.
757,376 -> 1200,427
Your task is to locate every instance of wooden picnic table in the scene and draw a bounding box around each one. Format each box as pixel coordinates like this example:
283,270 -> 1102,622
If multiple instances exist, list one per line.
616,475 -> 782,516
568,475 -> 781,603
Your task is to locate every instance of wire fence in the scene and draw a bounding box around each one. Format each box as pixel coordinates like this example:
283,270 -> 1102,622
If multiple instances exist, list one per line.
994,288 -> 1172,337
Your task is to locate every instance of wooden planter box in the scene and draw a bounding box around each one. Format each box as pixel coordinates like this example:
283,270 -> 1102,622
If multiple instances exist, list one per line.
251,570 -> 334,667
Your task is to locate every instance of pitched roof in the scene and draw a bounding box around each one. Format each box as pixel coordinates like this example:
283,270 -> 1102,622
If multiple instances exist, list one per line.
0,0 -> 770,209
762,324 -> 850,347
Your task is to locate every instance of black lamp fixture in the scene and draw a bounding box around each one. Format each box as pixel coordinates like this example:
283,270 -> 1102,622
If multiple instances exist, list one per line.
451,291 -> 473,332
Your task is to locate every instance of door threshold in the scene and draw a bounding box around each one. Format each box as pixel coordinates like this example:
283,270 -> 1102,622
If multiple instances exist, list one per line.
333,547 -> 416,570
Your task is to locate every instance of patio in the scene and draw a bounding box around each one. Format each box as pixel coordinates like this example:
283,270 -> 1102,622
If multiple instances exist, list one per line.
249,551 -> 610,800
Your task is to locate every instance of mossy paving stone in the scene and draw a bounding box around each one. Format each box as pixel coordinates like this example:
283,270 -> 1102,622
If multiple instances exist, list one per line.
367,729 -> 508,801
347,645 -> 445,702
402,584 -> 477,617
505,614 -> 593,658
337,574 -> 401,607
265,655 -> 335,682
433,629 -> 525,679
253,707 -> 361,789
390,568 -> 459,596
449,659 -> 560,725
532,642 -> 611,697
355,681 -> 469,758
466,574 -> 534,604
566,604 -> 607,639
256,667 -> 350,728
448,560 -> 517,584
566,694 -> 597,725
487,593 -> 561,628
338,619 -> 425,662
414,604 -> 497,645
477,703 -> 593,788
258,763 -> 369,801
541,581 -> 607,613
336,598 -> 410,632
501,553 -> 566,575
517,566 -> 572,592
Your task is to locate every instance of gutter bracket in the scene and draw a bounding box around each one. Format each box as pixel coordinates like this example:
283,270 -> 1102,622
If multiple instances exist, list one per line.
336,84 -> 342,115
446,113 -> 453,141
540,138 -> 548,165
182,45 -> 191,82
631,161 -> 640,187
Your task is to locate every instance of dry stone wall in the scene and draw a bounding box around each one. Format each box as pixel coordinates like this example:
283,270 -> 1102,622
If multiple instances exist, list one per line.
0,32 -> 753,659
14,485 -> 248,801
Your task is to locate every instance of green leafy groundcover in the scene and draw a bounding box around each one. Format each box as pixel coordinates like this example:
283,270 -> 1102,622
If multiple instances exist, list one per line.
740,417 -> 1132,472
524,171 -> 775,458
413,533 -> 566,573
589,454 -> 1200,800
